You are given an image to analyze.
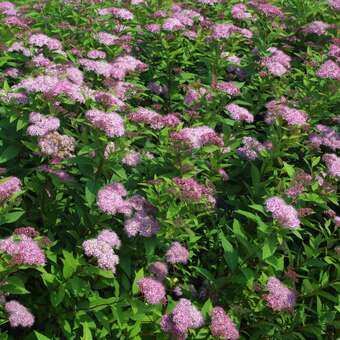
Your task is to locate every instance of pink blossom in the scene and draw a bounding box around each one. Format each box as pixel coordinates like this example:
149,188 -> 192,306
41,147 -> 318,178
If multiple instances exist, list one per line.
137,277 -> 166,304
166,242 -> 189,264
264,277 -> 296,312
85,109 -> 125,137
225,104 -> 254,123
322,153 -> 340,177
317,60 -> 340,80
0,177 -> 22,204
231,4 -> 252,20
27,112 -> 60,137
122,150 -> 141,166
210,307 -> 239,340
215,82 -> 240,95
265,197 -> 300,229
302,21 -> 330,35
5,301 -> 34,328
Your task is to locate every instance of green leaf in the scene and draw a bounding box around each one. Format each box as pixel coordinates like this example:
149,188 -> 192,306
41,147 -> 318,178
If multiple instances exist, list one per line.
0,211 -> 25,225
2,276 -> 29,295
219,232 -> 238,270
81,322 -> 93,340
62,250 -> 79,279
262,238 -> 277,260
0,145 -> 20,164
132,268 -> 144,295
34,331 -> 52,340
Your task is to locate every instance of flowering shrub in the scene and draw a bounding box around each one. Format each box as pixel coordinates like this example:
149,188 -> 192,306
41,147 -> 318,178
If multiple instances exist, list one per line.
0,0 -> 339,339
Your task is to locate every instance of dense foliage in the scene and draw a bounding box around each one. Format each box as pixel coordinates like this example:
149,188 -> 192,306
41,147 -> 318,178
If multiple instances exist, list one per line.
0,0 -> 339,339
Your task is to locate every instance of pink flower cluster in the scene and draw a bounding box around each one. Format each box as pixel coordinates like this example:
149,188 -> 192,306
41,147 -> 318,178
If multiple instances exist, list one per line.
261,48 -> 291,77
265,98 -> 308,126
165,242 -> 189,264
0,176 -> 22,204
0,233 -> 46,266
265,197 -> 300,229
210,307 -> 240,340
322,154 -> 340,178
215,82 -> 240,96
225,104 -> 254,123
98,7 -> 134,20
317,60 -> 340,80
249,1 -> 284,18
328,0 -> 340,10
149,261 -> 168,281
264,277 -> 296,312
5,300 -> 34,328
237,136 -> 265,160
111,55 -> 147,80
302,21 -> 330,35
29,33 -> 63,51
137,277 -> 166,304
96,32 -> 119,46
39,165 -> 75,182
161,299 -> 204,338
184,87 -> 211,106
38,131 -> 75,159
82,229 -> 121,273
231,4 -> 252,20
285,170 -> 312,198
97,184 -> 160,237
0,1 -> 17,15
128,107 -> 181,129
85,109 -> 125,137
171,126 -> 224,149
27,112 -> 60,137
173,177 -> 216,206
211,23 -> 253,39
309,124 -> 340,150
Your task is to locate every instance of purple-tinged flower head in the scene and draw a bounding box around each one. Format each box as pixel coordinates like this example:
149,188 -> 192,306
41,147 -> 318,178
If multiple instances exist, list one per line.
231,4 -> 252,20
172,299 -> 204,333
82,238 -> 119,272
104,142 -> 115,159
29,33 -> 62,51
163,18 -> 185,31
87,50 -> 106,59
211,23 -> 253,39
98,7 -> 134,20
322,153 -> 340,178
308,124 -> 340,150
265,98 -> 308,126
122,150 -> 141,167
111,55 -> 147,80
39,165 -> 75,182
148,82 -> 167,95
4,68 -> 20,78
0,177 -> 22,204
96,32 -> 119,46
328,0 -> 340,11
302,21 -> 330,35
261,48 -> 291,77
317,60 -> 340,80
173,286 -> 183,297
153,10 -> 167,18
79,58 -> 113,77
249,1 -> 284,17
265,197 -> 300,229
0,1 -> 17,15
264,277 -> 296,312
329,45 -> 340,61
237,136 -> 265,160
183,30 -> 198,40
7,42 -> 31,57
97,229 -> 121,249
97,183 -> 132,216
27,112 -> 60,137
285,170 -> 312,198
215,82 -> 240,96
0,234 -> 46,265
149,261 -> 168,281
137,277 -> 166,304
85,109 -> 125,137
145,24 -> 161,33
218,168 -> 229,181
171,126 -> 224,150
124,212 -> 160,237
5,301 -> 34,328
225,104 -> 254,123
197,0 -> 222,5
14,227 -> 38,238
173,177 -> 216,205
38,131 -> 75,159
32,54 -> 52,67
166,242 -> 189,264
94,91 -> 125,108
210,307 -> 240,340
66,67 -> 83,85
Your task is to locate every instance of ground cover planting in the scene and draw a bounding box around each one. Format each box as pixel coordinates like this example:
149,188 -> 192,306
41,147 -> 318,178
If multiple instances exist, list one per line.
0,0 -> 339,339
